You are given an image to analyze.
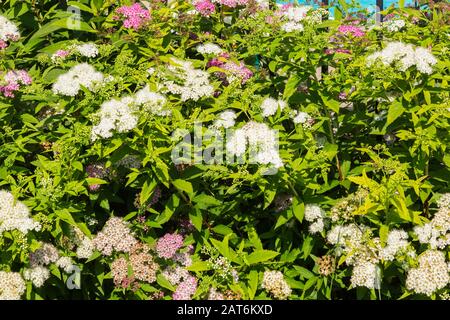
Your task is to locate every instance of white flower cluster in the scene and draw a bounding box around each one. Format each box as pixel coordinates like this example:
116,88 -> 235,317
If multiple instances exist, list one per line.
291,110 -> 313,128
350,261 -> 381,289
327,223 -> 414,289
76,237 -> 95,259
56,256 -> 75,273
406,250 -> 449,296
25,242 -> 74,287
91,85 -> 171,140
384,19 -> 406,32
74,42 -> 99,58
23,266 -> 50,288
197,43 -> 223,55
226,121 -> 283,168
134,85 -> 170,116
367,42 -> 437,75
283,5 -> 311,22
0,190 -> 41,235
0,15 -> 20,43
261,270 -> 292,300
163,59 -> 214,101
327,223 -> 368,255
327,223 -> 381,289
437,193 -> 450,209
280,5 -> 311,33
91,96 -> 138,140
304,204 -> 326,234
379,229 -> 409,261
260,97 -> 287,117
162,265 -> 191,286
211,110 -> 237,130
0,271 -> 26,300
281,21 -> 304,33
414,195 -> 450,249
52,63 -> 105,96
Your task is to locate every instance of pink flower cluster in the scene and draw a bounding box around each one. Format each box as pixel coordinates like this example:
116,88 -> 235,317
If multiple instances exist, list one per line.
207,53 -> 253,85
215,0 -> 249,8
115,3 -> 151,30
156,233 -> 184,259
0,34 -> 19,50
337,25 -> 365,37
0,70 -> 32,98
172,275 -> 198,300
54,50 -> 70,59
194,0 -> 216,17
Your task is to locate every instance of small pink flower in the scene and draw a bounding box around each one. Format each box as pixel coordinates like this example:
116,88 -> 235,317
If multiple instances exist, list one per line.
172,276 -> 197,300
116,3 -> 151,30
194,0 -> 216,17
55,50 -> 70,58
0,70 -> 32,97
337,25 -> 365,37
156,233 -> 184,259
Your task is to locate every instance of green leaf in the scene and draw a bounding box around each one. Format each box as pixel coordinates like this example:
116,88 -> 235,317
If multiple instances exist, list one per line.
386,101 -> 405,127
246,250 -> 279,265
268,61 -> 277,73
320,94 -> 340,114
294,266 -> 314,279
189,208 -> 202,231
247,270 -> 259,300
172,179 -> 193,195
210,235 -> 231,260
186,261 -> 210,272
424,90 -> 431,105
283,74 -> 301,100
156,274 -> 176,292
292,199 -> 305,223
156,194 -> 180,225
212,224 -> 234,236
140,179 -> 157,206
192,194 -> 221,207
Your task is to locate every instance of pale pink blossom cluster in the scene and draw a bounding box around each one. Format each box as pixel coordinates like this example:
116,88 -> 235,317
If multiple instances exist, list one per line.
115,3 -> 151,30
194,0 -> 216,17
172,275 -> 198,300
0,70 -> 32,97
212,0 -> 249,7
207,53 -> 253,85
155,233 -> 184,259
337,25 -> 366,37
93,217 -> 138,256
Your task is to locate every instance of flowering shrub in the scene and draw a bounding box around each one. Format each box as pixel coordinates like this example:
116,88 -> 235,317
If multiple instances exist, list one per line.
0,0 -> 449,300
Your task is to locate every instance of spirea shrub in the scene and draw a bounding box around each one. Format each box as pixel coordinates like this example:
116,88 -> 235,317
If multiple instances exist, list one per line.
0,0 -> 449,300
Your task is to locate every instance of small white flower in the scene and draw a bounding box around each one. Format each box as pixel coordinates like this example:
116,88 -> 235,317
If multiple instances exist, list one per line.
197,43 -> 223,55
74,42 -> 99,58
52,63 -> 105,96
260,98 -> 287,117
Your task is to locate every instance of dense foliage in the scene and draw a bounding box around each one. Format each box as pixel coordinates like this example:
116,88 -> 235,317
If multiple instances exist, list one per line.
0,0 -> 449,300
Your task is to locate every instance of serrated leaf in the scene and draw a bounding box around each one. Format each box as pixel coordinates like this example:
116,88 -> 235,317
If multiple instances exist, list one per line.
189,208 -> 202,231
246,249 -> 279,265
156,274 -> 176,292
386,101 -> 405,127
